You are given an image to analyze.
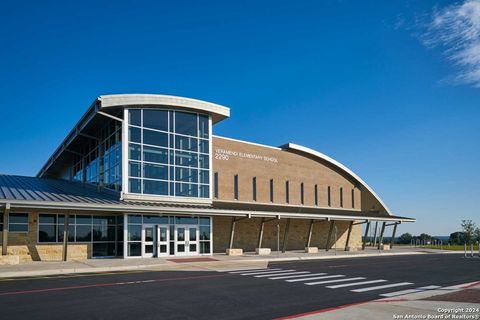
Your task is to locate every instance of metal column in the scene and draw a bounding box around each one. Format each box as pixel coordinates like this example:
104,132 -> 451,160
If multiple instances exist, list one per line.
2,204 -> 10,256
362,221 -> 370,250
229,217 -> 237,249
62,213 -> 70,261
378,222 -> 386,249
372,221 -> 378,247
390,222 -> 398,248
344,221 -> 354,251
325,220 -> 335,251
257,218 -> 265,248
281,218 -> 291,253
306,219 -> 314,248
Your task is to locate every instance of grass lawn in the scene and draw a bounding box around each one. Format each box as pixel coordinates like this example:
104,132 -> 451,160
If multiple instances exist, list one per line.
422,244 -> 479,251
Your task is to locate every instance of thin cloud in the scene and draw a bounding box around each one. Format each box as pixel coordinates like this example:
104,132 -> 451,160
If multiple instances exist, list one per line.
423,0 -> 480,88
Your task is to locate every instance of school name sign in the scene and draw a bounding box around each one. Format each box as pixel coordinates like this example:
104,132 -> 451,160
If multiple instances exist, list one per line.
214,148 -> 278,163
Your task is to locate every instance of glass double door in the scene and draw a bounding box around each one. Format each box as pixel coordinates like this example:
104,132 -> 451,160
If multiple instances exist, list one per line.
142,224 -> 169,258
175,225 -> 199,256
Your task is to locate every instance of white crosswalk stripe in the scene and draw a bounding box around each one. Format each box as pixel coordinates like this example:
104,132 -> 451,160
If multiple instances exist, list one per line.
305,277 -> 365,286
286,275 -> 345,282
327,279 -> 387,289
240,269 -> 295,276
228,268 -> 274,274
352,282 -> 413,293
379,285 -> 441,297
269,273 -> 326,280
255,271 -> 310,278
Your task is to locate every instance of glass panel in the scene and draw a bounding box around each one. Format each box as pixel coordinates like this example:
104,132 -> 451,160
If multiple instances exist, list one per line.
129,109 -> 141,126
129,143 -> 141,161
117,242 -> 123,256
93,216 -> 116,225
177,228 -> 185,241
39,214 -> 56,224
143,110 -> 168,131
93,243 -> 115,257
198,115 -> 209,138
38,225 -> 56,242
76,215 -> 92,225
9,224 -> 28,232
175,217 -> 198,225
143,215 -> 169,224
143,179 -> 168,195
199,154 -> 209,169
189,244 -> 197,252
199,139 -> 209,154
58,225 -> 75,242
143,129 -> 168,147
199,185 -> 209,198
145,227 -> 154,242
169,225 -> 174,241
143,146 -> 168,164
128,243 -> 141,256
175,183 -> 198,197
129,161 -> 141,177
175,135 -> 198,152
175,151 -> 198,167
175,111 -> 197,136
160,244 -> 167,253
200,226 -> 210,240
199,170 -> 209,184
128,225 -> 142,241
145,245 -> 154,254
159,227 -> 167,242
175,167 -> 198,183
169,242 -> 174,255
189,227 -> 197,241
199,217 -> 210,226
129,178 -> 141,193
129,127 -> 141,143
177,244 -> 185,253
144,163 -> 168,180
128,215 -> 142,224
200,241 -> 210,254
93,225 -> 115,241
9,213 -> 28,224
75,225 -> 92,242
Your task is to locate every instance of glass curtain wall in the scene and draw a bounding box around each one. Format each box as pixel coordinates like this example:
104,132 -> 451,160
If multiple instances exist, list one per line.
127,109 -> 210,198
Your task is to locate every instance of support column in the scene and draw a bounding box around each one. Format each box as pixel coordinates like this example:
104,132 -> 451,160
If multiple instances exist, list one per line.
378,222 -> 386,249
306,219 -> 314,248
62,213 -> 70,261
281,218 -> 291,253
390,222 -> 398,248
257,218 -> 265,248
372,221 -> 378,247
229,217 -> 237,249
325,220 -> 335,251
362,221 -> 370,250
344,221 -> 354,251
2,204 -> 10,256
123,213 -> 128,258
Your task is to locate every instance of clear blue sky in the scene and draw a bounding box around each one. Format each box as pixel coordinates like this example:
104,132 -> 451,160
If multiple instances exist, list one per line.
0,0 -> 478,236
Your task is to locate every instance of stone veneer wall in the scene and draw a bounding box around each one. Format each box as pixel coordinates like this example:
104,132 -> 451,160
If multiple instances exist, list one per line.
0,212 -> 90,262
213,216 -> 362,253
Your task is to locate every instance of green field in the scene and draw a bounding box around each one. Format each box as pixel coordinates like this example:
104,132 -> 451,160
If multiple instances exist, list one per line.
423,244 -> 479,251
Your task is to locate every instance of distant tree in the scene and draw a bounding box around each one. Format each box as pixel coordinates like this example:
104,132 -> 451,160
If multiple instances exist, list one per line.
474,227 -> 480,243
418,233 -> 432,241
449,232 -> 465,245
398,233 -> 412,244
461,220 -> 476,244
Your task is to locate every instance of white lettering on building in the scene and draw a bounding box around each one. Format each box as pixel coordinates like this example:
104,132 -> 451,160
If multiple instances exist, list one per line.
214,148 -> 278,163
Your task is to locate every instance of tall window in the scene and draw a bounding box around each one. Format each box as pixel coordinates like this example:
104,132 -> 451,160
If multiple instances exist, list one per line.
351,189 -> 355,208
234,174 -> 239,200
269,179 -> 274,202
340,187 -> 344,208
300,182 -> 304,205
314,184 -> 318,206
252,177 -> 257,201
9,213 -> 28,232
327,186 -> 331,207
285,181 -> 290,204
127,109 -> 210,198
214,172 -> 219,199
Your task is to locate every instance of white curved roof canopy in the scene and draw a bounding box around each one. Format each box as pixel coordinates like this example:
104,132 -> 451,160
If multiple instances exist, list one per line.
99,94 -> 230,123
282,143 -> 393,216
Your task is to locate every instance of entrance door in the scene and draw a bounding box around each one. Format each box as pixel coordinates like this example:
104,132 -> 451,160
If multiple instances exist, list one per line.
157,225 -> 169,257
175,225 -> 199,256
142,224 -> 156,258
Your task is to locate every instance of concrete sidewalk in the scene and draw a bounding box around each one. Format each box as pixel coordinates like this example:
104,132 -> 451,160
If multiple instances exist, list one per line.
0,247 -> 462,279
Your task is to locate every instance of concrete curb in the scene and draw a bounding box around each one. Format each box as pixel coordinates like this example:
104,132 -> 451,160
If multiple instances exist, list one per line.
0,250 -> 461,279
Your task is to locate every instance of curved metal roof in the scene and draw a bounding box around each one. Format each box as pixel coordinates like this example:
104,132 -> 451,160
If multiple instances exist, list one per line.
281,143 -> 393,216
